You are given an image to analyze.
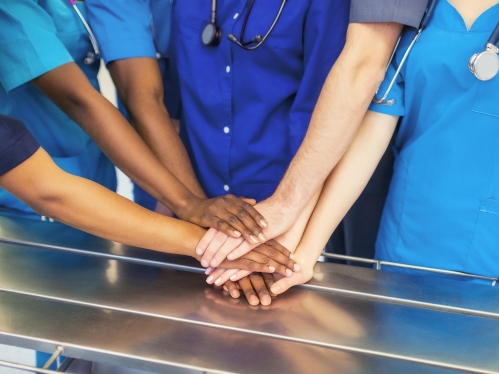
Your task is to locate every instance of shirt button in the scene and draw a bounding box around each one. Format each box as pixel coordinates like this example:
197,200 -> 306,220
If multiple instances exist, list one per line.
233,13 -> 239,19
226,66 -> 231,73
224,185 -> 230,192
223,126 -> 230,134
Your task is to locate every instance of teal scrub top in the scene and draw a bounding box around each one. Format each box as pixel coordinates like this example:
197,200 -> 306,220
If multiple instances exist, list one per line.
0,0 -> 116,218
369,0 -> 499,279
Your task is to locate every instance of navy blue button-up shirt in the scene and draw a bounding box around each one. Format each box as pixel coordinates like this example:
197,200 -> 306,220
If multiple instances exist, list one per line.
171,0 -> 349,201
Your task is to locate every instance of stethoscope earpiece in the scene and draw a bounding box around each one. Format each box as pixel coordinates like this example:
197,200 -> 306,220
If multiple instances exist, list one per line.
202,22 -> 222,47
468,44 -> 499,81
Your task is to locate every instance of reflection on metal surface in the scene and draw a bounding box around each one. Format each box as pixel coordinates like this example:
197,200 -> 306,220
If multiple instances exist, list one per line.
0,215 -> 498,373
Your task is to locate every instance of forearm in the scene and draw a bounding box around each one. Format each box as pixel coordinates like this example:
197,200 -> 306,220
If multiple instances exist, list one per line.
108,58 -> 205,198
32,62 -> 197,215
271,22 -> 403,216
295,111 -> 398,268
0,149 -> 204,256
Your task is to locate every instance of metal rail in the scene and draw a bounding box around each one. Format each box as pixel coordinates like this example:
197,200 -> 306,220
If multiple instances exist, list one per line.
321,252 -> 498,286
0,347 -> 72,373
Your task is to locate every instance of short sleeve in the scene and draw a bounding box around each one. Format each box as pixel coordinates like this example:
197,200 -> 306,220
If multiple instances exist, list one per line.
85,0 -> 157,63
350,0 -> 429,28
368,53 -> 406,116
0,115 -> 40,176
0,0 -> 73,92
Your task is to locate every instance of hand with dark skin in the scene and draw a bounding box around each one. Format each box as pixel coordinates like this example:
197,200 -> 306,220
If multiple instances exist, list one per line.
31,61 -> 268,244
0,147 -> 296,275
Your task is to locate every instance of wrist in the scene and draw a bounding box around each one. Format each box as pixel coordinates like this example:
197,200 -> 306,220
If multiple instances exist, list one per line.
173,191 -> 199,219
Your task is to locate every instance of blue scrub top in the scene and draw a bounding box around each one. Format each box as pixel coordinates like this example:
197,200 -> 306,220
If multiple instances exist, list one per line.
369,0 -> 499,279
171,0 -> 349,201
85,0 -> 180,118
0,0 -> 116,218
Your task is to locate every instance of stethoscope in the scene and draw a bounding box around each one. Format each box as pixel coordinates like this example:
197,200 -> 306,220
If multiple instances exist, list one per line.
201,0 -> 287,50
374,0 -> 499,106
67,0 -> 100,64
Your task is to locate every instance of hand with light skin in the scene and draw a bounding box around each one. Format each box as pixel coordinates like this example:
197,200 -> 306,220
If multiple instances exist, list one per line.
205,110 -> 397,299
203,188 -> 323,306
196,187 -> 322,270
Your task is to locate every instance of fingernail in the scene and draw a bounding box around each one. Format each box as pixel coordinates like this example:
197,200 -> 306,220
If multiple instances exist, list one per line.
250,296 -> 259,305
210,260 -> 219,267
289,253 -> 294,259
250,235 -> 259,244
263,296 -> 271,305
268,266 -> 275,272
201,259 -> 209,267
227,254 -> 234,260
260,219 -> 268,228
230,274 -> 237,281
294,263 -> 301,271
205,267 -> 213,275
206,276 -> 214,283
196,247 -> 203,255
231,290 -> 239,298
215,278 -> 222,285
286,269 -> 293,277
271,285 -> 280,293
223,286 -> 228,291
258,233 -> 266,242
233,230 -> 241,237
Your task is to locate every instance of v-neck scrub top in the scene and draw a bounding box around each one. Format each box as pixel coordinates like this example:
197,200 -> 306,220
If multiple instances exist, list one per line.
369,0 -> 499,279
0,0 -> 116,218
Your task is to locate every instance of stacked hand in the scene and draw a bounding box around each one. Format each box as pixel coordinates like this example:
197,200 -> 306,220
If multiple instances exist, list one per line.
178,195 -> 269,245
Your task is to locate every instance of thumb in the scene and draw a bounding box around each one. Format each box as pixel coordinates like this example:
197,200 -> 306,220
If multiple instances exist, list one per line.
270,275 -> 299,296
239,197 -> 257,206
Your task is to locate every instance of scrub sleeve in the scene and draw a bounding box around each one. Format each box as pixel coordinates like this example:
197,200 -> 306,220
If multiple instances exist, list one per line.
0,115 -> 39,176
325,0 -> 427,264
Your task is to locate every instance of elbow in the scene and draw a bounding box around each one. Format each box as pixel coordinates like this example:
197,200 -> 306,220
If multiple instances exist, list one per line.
336,47 -> 389,96
25,183 -> 66,222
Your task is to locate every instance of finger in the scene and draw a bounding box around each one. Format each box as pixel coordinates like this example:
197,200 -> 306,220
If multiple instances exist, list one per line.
249,273 -> 272,306
224,198 -> 267,243
224,280 -> 241,298
233,251 -> 294,277
262,273 -> 277,297
210,215 -> 242,240
263,239 -> 294,258
226,240 -> 257,261
253,244 -> 299,272
221,255 -> 275,274
270,275 -> 300,296
200,231 -> 230,267
238,277 -> 260,306
206,268 -> 228,284
216,206 -> 262,245
213,269 -> 240,286
205,266 -> 215,275
228,270 -> 252,283
209,236 -> 245,267
196,228 -> 218,256
239,197 -> 257,206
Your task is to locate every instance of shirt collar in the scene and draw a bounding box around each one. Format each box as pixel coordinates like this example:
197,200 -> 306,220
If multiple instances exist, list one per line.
432,0 -> 499,33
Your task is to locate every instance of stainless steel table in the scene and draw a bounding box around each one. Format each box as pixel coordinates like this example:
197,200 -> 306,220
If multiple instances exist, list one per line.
0,215 -> 498,374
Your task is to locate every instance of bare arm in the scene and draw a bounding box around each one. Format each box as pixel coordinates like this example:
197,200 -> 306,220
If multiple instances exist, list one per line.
264,22 -> 403,230
0,148 -> 295,274
107,57 -> 205,198
1,148 -> 204,256
31,62 -> 269,244
271,111 -> 398,295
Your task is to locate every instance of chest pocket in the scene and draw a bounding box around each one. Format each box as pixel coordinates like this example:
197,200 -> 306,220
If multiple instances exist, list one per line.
472,77 -> 499,118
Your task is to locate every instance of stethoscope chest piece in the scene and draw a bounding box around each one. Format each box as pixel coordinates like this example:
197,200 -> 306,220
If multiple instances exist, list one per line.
469,44 -> 499,81
202,22 -> 222,46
